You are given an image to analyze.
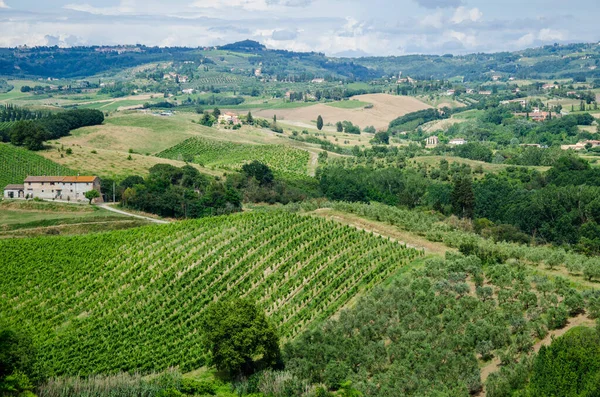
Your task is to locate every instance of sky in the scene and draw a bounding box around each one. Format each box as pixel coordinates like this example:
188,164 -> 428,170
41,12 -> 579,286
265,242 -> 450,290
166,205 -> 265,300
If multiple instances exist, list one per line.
0,0 -> 598,57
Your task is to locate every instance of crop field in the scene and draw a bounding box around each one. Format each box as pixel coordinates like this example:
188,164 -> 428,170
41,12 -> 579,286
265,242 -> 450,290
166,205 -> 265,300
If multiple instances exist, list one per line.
0,211 -> 421,375
255,94 -> 431,130
0,121 -> 17,130
157,137 -> 310,175
0,143 -> 75,190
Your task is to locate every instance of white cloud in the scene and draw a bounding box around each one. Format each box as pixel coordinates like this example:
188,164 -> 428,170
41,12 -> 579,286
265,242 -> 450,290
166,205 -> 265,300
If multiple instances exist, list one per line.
64,0 -> 136,15
516,32 -> 535,47
420,11 -> 444,29
538,28 -> 565,41
451,6 -> 482,24
191,0 -> 267,10
0,1 -> 9,9
190,0 -> 312,11
448,30 -> 477,47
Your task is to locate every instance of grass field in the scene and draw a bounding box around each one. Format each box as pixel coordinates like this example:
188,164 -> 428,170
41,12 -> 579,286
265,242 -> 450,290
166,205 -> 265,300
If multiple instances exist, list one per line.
255,93 -> 431,130
41,144 -> 222,179
0,211 -> 421,375
0,200 -> 149,238
326,100 -> 371,109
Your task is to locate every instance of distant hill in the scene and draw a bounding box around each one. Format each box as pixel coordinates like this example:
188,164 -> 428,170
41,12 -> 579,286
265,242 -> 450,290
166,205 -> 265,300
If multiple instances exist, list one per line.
0,41 -> 599,81
219,39 -> 266,52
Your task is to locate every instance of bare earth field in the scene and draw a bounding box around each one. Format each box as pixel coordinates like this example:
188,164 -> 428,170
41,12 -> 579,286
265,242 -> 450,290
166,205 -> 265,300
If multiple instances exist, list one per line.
254,94 -> 432,130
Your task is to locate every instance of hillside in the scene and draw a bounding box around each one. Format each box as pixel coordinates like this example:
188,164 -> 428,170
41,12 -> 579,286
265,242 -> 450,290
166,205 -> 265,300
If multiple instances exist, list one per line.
2,41 -> 600,81
0,211 -> 421,376
157,137 -> 310,175
0,143 -> 75,190
255,94 -> 431,130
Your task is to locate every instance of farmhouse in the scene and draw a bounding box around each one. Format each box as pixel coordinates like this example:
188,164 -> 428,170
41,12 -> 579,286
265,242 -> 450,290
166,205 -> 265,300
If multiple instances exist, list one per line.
182,88 -> 194,94
3,176 -> 103,202
218,112 -> 240,124
449,138 -> 467,145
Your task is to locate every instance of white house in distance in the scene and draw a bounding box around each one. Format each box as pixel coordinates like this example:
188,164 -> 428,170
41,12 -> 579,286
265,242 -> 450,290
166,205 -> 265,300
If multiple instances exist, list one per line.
3,176 -> 103,203
449,138 -> 468,145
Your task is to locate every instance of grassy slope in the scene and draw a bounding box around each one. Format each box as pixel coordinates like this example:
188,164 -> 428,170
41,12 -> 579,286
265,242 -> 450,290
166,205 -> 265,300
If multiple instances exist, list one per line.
0,211 -> 421,376
0,200 -> 148,238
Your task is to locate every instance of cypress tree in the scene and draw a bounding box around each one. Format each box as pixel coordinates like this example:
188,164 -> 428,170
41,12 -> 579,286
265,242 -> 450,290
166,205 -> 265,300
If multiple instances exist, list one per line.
317,115 -> 324,131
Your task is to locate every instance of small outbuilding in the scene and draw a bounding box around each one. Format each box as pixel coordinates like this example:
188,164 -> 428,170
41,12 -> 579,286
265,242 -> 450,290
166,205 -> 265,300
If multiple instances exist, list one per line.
3,184 -> 24,199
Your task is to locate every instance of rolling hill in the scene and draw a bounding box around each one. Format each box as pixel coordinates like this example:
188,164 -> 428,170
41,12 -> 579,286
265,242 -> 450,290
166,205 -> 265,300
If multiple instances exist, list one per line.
0,211 -> 421,376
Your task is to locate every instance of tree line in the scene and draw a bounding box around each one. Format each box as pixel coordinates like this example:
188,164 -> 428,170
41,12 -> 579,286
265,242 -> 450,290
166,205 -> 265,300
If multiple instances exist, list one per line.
1,108 -> 104,150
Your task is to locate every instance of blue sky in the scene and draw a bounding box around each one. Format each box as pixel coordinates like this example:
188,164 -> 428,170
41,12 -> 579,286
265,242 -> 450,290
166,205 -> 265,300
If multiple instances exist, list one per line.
0,0 -> 598,56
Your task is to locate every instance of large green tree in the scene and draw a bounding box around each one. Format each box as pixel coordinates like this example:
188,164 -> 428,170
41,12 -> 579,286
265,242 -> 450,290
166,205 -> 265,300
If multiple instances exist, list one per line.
528,327 -> 600,396
0,326 -> 39,395
317,115 -> 324,131
451,175 -> 475,219
201,299 -> 280,376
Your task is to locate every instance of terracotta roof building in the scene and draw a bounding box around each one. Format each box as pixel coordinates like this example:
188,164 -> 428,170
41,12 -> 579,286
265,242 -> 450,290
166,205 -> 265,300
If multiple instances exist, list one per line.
7,175 -> 104,202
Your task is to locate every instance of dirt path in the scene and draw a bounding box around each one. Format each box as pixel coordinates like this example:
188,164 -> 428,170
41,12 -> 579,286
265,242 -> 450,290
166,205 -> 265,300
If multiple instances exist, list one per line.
309,208 -> 450,255
478,313 -> 595,396
98,204 -> 170,224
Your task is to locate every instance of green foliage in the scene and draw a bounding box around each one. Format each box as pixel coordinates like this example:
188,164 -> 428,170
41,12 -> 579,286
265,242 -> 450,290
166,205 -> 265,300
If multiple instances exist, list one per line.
451,175 -> 475,219
122,164 -> 240,218
316,115 -> 323,131
0,326 -> 39,396
284,255 -> 577,396
0,212 -> 421,376
0,143 -> 75,191
388,108 -> 445,133
201,299 -> 280,376
242,161 -> 274,186
84,189 -> 100,204
528,327 -> 600,396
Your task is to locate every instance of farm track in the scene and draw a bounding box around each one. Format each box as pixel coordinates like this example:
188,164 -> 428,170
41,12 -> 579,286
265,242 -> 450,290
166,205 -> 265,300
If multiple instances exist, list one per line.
98,204 -> 170,224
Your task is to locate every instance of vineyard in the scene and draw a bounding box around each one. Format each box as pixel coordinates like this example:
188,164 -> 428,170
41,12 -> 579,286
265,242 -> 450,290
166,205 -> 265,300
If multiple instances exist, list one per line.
157,137 -> 310,175
0,121 -> 17,130
0,211 -> 421,376
0,143 -> 76,190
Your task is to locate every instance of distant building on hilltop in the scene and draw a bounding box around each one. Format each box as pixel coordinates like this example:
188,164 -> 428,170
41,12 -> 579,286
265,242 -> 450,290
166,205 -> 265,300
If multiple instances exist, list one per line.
3,176 -> 102,202
449,138 -> 468,145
